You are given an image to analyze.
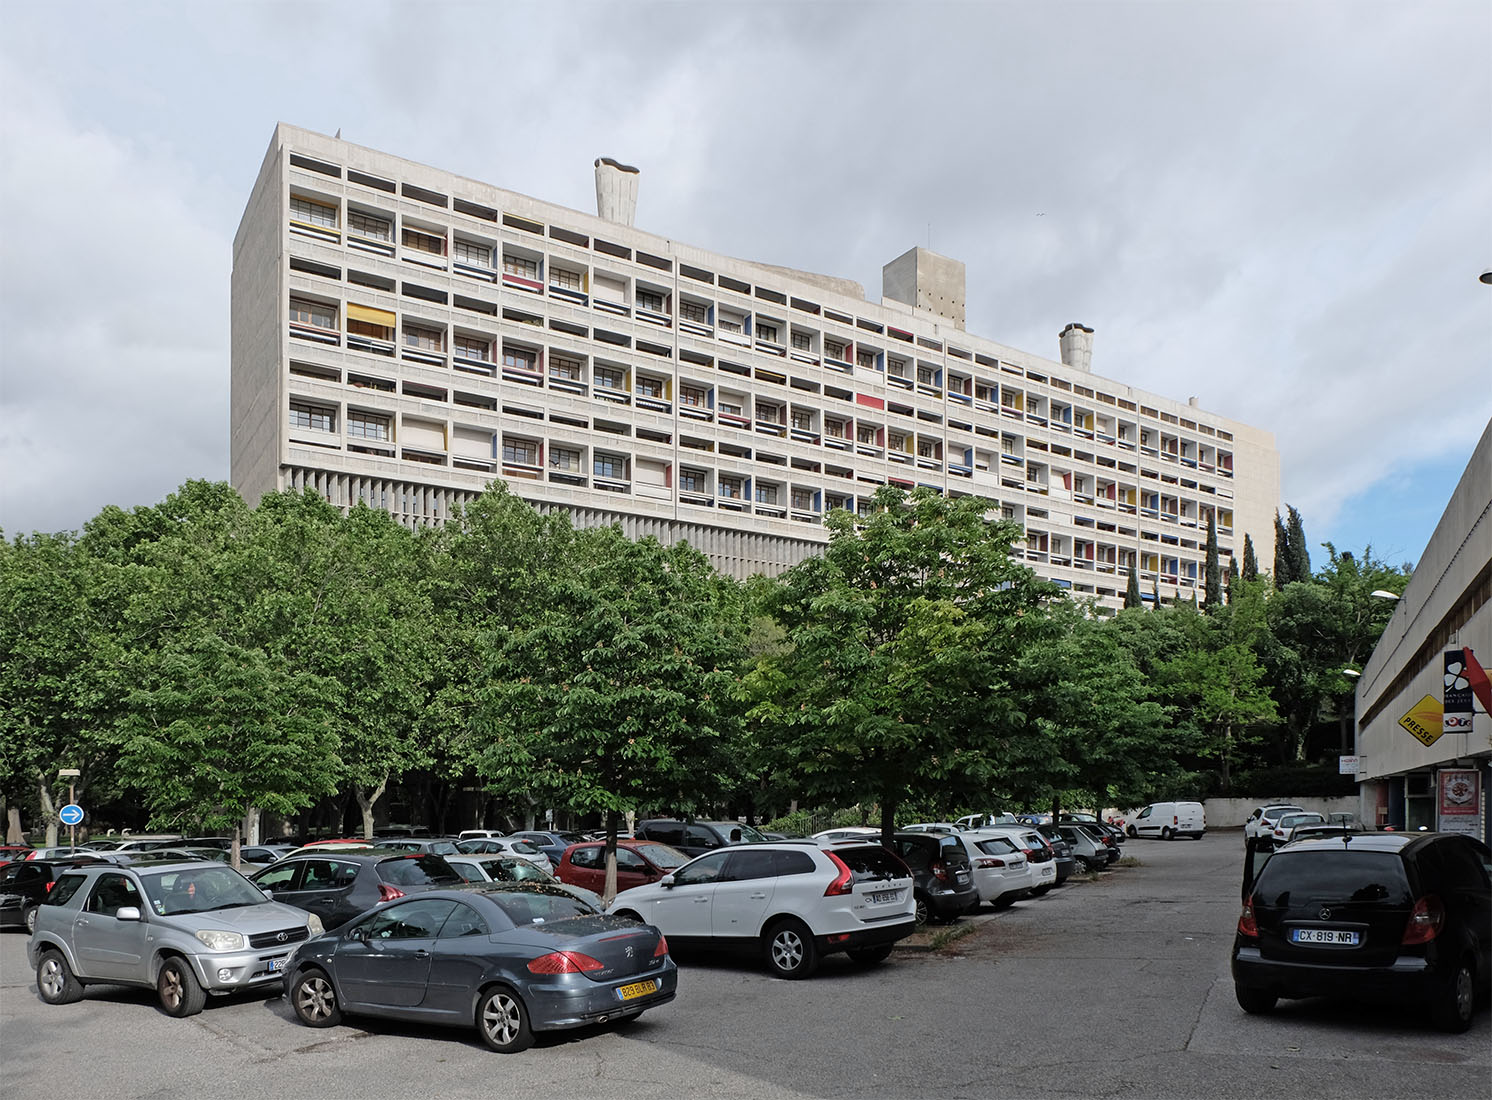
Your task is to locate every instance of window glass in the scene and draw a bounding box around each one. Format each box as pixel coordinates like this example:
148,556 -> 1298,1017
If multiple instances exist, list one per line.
363,898 -> 457,940
724,849 -> 779,882
1254,852 -> 1412,908
684,826 -> 721,849
488,890 -> 594,926
672,851 -> 732,887
46,873 -> 88,907
142,867 -> 267,915
86,873 -> 142,917
894,838 -> 933,871
634,842 -> 689,870
300,860 -> 352,890
439,903 -> 490,938
615,849 -> 647,873
568,846 -> 601,870
832,847 -> 906,882
377,856 -> 462,887
451,862 -> 485,883
254,863 -> 302,891
641,822 -> 683,845
771,850 -> 817,877
977,837 -> 1019,855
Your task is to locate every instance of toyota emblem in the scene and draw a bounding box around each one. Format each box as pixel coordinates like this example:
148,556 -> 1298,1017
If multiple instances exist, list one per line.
1318,908 -> 1331,920
276,931 -> 290,943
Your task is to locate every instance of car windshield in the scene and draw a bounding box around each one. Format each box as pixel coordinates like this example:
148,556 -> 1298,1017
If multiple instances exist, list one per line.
1253,851 -> 1412,907
488,888 -> 599,925
378,855 -> 463,886
491,858 -> 553,883
633,842 -> 690,870
1280,814 -> 1323,827
141,866 -> 269,915
509,841 -> 542,855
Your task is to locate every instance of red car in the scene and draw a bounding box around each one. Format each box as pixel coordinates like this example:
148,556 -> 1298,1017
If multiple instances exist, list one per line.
0,845 -> 33,868
556,839 -> 690,896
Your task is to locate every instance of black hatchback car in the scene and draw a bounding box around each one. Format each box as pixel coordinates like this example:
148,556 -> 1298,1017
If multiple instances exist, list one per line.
252,849 -> 464,930
0,859 -> 101,933
1232,832 -> 1492,1032
889,832 -> 978,923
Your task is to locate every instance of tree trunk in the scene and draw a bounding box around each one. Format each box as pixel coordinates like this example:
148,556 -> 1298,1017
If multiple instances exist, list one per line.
230,822 -> 242,871
354,778 -> 387,840
603,809 -> 620,906
242,807 -> 262,847
879,799 -> 898,849
6,805 -> 22,844
38,775 -> 58,847
1221,722 -> 1232,791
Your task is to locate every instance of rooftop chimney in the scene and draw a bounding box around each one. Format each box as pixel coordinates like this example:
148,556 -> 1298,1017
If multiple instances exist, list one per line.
594,157 -> 639,226
881,247 -> 966,329
1059,323 -> 1094,372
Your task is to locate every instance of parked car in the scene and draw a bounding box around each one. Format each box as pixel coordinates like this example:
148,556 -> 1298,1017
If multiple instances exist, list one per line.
1059,813 -> 1126,845
0,845 -> 35,867
458,829 -> 507,841
1267,812 -> 1326,847
889,831 -> 978,924
508,830 -> 586,867
21,847 -> 95,862
239,844 -> 298,867
1128,802 -> 1205,840
1233,831 -> 1492,1032
29,860 -> 321,1017
956,832 -> 1034,907
1033,825 -> 1079,884
0,858 -> 104,933
633,820 -> 769,858
444,854 -> 604,911
955,813 -> 1020,830
283,883 -> 676,1051
809,827 -> 882,842
1057,824 -> 1114,872
556,839 -> 691,896
609,841 -> 915,978
251,849 -> 464,929
901,822 -> 961,834
1241,804 -> 1306,843
967,826 -> 1061,892
454,837 -> 553,872
372,837 -> 462,857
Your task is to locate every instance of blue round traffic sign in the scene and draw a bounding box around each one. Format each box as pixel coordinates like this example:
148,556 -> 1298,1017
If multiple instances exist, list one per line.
59,804 -> 84,826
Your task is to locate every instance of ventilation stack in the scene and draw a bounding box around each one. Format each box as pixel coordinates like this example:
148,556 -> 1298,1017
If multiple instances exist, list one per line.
1059,323 -> 1094,372
594,157 -> 639,226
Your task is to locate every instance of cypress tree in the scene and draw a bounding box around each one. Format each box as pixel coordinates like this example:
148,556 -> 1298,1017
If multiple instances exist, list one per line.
1152,577 -> 1162,607
1203,511 -> 1221,611
1226,553 -> 1238,603
1286,505 -> 1311,582
1125,564 -> 1142,609
1241,533 -> 1258,580
1273,509 -> 1289,588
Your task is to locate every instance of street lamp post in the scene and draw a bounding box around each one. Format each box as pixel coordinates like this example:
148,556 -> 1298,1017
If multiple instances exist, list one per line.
57,768 -> 81,849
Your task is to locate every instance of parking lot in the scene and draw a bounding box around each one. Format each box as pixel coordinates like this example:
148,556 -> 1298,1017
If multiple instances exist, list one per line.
2,833 -> 1487,1100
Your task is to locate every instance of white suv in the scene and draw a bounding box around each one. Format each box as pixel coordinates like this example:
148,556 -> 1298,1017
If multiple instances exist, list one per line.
1243,804 -> 1305,843
608,842 -> 915,979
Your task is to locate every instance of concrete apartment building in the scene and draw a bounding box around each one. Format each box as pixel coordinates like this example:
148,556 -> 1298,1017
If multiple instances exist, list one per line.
232,124 -> 1279,602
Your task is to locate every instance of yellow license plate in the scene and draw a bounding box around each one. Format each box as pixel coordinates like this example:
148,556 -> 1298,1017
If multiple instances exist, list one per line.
616,979 -> 659,1001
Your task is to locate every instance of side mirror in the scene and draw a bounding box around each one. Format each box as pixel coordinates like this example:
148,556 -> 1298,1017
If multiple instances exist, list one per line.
116,906 -> 142,922
659,873 -> 676,889
347,924 -> 368,942
262,889 -> 274,900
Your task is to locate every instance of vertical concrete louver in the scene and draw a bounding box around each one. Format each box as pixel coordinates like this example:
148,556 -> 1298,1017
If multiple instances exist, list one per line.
594,157 -> 640,226
1059,323 -> 1094,372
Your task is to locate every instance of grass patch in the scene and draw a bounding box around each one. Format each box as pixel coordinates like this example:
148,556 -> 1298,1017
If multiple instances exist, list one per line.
928,922 -> 977,952
1117,855 -> 1142,868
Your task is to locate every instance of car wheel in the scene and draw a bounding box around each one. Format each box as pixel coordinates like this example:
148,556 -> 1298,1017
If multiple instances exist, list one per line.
23,905 -> 39,934
913,893 -> 930,926
763,918 -> 819,980
290,968 -> 342,1028
846,944 -> 894,966
1431,959 -> 1476,1033
36,948 -> 84,1005
1235,984 -> 1276,1015
157,956 -> 207,1018
1161,827 -> 1174,841
477,985 -> 534,1053
1126,825 -> 1137,838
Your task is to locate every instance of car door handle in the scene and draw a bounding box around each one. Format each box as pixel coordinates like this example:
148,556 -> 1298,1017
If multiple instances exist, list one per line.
749,892 -> 768,900
413,949 -> 430,959
694,897 -> 710,904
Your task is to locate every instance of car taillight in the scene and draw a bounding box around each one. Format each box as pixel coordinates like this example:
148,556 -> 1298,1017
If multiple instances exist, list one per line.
45,880 -> 56,893
527,950 -> 605,974
653,934 -> 669,958
1401,895 -> 1445,945
930,859 -> 949,884
976,857 -> 1007,869
1173,815 -> 1179,826
377,884 -> 406,902
822,851 -> 854,896
1237,895 -> 1258,937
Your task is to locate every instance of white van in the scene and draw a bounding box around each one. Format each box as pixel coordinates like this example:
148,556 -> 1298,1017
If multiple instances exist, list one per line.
1128,802 -> 1205,840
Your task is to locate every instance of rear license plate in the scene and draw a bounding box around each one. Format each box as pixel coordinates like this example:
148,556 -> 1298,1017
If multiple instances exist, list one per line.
1039,865 -> 1054,878
616,979 -> 660,1001
1291,928 -> 1359,946
867,890 -> 900,904
956,871 -> 970,883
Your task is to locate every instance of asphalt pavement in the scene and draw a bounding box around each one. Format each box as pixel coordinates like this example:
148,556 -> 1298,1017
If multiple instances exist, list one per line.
1,834 -> 1487,1100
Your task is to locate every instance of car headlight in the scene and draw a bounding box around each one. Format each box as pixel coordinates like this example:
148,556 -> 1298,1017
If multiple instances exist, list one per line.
306,914 -> 324,936
195,929 -> 246,952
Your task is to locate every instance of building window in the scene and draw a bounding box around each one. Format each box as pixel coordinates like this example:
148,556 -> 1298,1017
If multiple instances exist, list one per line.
453,239 -> 491,267
756,484 -> 779,505
503,438 -> 539,466
402,227 -> 446,256
289,298 -> 336,330
636,376 -> 664,398
454,335 -> 490,361
755,402 -> 780,423
290,195 -> 337,228
889,358 -> 907,376
1002,436 -> 1017,454
550,267 -> 582,291
289,402 -> 334,431
790,410 -> 813,431
680,469 -> 707,494
550,355 -> 582,381
594,453 -> 627,480
636,289 -> 664,313
889,433 -> 907,450
719,476 -> 743,499
680,385 -> 706,407
594,365 -> 625,390
347,210 -> 391,240
791,331 -> 812,351
503,348 -> 536,372
825,339 -> 846,360
791,488 -> 813,510
550,447 -> 581,471
856,350 -> 876,370
917,439 -> 936,458
857,424 -> 878,444
404,324 -> 444,351
503,254 -> 539,279
679,300 -> 708,323
756,322 -> 778,343
718,400 -> 743,416
348,411 -> 390,441
1001,505 -> 1016,520
917,366 -> 935,385
718,315 -> 743,333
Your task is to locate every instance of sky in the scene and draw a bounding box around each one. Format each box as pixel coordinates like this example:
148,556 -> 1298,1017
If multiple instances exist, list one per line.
1,0 -> 1488,570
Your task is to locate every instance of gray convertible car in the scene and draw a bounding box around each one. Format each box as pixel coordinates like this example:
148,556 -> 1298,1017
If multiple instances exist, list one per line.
282,882 -> 677,1052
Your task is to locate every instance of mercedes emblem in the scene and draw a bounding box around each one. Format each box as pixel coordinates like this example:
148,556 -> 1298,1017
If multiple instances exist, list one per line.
1318,908 -> 1331,920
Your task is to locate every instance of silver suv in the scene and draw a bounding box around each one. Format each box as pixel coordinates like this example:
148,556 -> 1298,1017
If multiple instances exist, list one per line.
29,860 -> 322,1017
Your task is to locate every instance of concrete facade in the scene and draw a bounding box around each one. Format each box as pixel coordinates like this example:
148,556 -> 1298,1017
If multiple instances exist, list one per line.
230,123 -> 1280,595
1354,418 -> 1492,839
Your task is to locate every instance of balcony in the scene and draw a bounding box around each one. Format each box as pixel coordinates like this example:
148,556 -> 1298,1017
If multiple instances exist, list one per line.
453,354 -> 495,377
754,419 -> 787,438
680,319 -> 714,338
291,322 -> 341,347
346,333 -> 394,357
593,386 -> 631,406
823,355 -> 854,374
719,411 -> 751,429
636,307 -> 671,329
454,261 -> 496,283
502,272 -> 544,294
789,428 -> 820,445
679,405 -> 714,423
593,477 -> 632,495
637,396 -> 672,414
754,339 -> 787,357
502,364 -> 543,387
549,286 -> 588,307
289,220 -> 341,246
347,234 -> 394,258
401,347 -> 447,369
594,299 -> 630,318
887,375 -> 913,391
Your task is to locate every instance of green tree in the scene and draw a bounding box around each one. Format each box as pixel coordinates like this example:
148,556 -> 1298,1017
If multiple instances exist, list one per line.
1226,553 -> 1239,604
1273,510 -> 1289,587
473,528 -> 748,901
745,486 -> 1055,846
1124,564 -> 1143,609
1286,505 -> 1311,584
1203,512 -> 1221,611
1241,533 -> 1259,581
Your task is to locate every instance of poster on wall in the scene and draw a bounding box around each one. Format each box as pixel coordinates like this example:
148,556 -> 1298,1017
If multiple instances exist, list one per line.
1437,769 -> 1481,837
1443,651 -> 1474,735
